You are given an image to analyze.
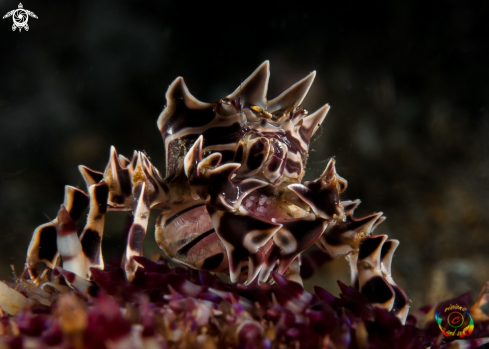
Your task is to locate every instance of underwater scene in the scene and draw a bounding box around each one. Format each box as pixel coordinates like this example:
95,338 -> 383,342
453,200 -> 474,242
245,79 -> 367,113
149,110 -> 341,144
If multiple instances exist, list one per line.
0,1 -> 488,348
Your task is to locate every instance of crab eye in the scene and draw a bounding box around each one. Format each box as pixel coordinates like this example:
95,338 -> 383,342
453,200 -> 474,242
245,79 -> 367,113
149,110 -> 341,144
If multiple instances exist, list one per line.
250,105 -> 263,113
216,99 -> 238,117
250,105 -> 273,119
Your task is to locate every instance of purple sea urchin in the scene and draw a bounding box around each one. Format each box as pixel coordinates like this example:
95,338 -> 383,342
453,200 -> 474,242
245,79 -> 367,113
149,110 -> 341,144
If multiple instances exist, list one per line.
1,255 -> 489,348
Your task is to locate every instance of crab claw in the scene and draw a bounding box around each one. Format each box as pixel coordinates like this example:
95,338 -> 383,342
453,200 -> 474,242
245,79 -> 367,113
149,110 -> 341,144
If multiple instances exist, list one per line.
270,217 -> 328,275
184,136 -> 267,212
207,206 -> 282,283
205,163 -> 267,212
236,137 -> 271,178
357,235 -> 395,311
263,139 -> 288,184
316,199 -> 385,257
288,159 -> 347,220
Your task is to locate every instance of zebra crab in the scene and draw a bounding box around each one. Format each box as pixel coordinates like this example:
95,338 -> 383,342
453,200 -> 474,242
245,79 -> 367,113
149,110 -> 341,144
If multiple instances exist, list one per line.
25,61 -> 409,321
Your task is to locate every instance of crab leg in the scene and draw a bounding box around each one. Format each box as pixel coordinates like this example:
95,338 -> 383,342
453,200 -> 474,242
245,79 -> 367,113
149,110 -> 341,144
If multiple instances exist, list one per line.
356,235 -> 395,311
380,239 -> 410,323
54,267 -> 93,294
350,235 -> 409,323
288,159 -> 347,221
316,200 -> 385,257
124,181 -> 150,282
26,186 -> 89,276
78,165 -> 103,188
260,217 -> 328,280
123,151 -> 172,281
78,182 -> 109,273
28,147 -> 151,277
345,250 -> 359,289
56,205 -> 87,278
85,147 -> 172,280
258,244 -> 278,282
207,206 -> 282,284
50,181 -> 109,278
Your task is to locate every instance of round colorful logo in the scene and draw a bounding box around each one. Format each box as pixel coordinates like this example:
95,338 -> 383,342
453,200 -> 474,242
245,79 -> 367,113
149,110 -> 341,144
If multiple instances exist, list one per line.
435,304 -> 474,338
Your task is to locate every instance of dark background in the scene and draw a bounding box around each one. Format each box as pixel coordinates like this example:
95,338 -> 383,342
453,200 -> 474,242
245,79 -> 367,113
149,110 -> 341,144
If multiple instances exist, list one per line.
1,0 -> 488,308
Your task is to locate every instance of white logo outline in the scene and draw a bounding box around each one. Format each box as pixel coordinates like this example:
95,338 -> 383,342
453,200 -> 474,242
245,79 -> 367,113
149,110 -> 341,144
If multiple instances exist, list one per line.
3,3 -> 38,32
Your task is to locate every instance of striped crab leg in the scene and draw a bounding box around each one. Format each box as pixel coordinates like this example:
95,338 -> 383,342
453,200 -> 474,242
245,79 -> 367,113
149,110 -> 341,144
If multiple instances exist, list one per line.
55,205 -> 87,278
380,239 -> 410,323
207,206 -> 282,284
28,180 -> 108,280
123,181 -> 150,281
356,235 -> 395,311
80,149 -> 168,281
125,150 -> 180,280
123,153 -> 152,281
348,234 -> 409,324
26,186 -> 89,277
77,182 -> 109,273
112,149 -> 171,281
258,217 -> 328,283
26,146 -> 171,281
40,180 -> 111,278
58,147 -> 130,278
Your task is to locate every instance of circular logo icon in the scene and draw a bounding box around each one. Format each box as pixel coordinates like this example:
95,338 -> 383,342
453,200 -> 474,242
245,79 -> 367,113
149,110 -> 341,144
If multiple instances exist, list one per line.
13,9 -> 28,27
435,304 -> 474,338
447,312 -> 464,328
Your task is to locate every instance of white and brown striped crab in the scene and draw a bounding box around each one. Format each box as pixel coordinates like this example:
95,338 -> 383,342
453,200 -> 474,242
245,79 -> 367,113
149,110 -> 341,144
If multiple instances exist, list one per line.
25,62 -> 405,314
